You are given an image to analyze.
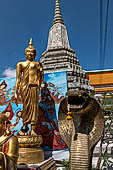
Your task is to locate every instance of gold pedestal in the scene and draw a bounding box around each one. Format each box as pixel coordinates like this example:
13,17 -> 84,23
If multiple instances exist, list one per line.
18,147 -> 44,164
18,135 -> 44,164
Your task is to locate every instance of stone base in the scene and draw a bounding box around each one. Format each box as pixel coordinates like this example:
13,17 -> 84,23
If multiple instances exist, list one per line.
17,157 -> 56,170
18,147 -> 44,164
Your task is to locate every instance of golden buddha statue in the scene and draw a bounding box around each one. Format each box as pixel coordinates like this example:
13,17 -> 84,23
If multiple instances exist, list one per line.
0,114 -> 19,170
15,38 -> 44,136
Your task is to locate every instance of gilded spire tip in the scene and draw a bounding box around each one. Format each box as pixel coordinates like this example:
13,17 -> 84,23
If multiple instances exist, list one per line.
29,38 -> 33,46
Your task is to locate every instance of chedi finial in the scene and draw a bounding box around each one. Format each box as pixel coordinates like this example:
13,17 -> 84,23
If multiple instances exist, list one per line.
52,0 -> 64,25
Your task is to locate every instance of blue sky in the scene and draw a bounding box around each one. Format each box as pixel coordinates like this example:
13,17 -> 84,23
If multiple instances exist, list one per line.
0,0 -> 113,77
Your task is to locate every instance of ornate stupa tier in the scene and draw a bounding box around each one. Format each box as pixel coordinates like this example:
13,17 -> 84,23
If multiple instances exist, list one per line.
47,23 -> 71,50
44,0 -> 72,52
41,0 -> 77,67
40,0 -> 91,92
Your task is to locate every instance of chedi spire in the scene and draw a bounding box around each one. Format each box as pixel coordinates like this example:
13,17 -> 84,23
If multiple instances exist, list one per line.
52,0 -> 64,25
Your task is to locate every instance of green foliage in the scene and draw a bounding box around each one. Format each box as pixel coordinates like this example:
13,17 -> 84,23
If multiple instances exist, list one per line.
103,97 -> 113,105
89,91 -> 94,97
62,159 -> 69,170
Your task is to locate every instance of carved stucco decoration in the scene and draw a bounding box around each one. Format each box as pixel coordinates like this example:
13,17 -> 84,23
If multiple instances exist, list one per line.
47,23 -> 70,49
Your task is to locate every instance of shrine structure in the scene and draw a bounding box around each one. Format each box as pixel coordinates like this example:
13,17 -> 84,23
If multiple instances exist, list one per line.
40,0 -> 93,92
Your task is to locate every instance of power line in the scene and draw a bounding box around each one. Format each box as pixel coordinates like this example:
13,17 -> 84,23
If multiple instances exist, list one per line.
102,0 -> 110,68
100,0 -> 103,69
100,0 -> 110,69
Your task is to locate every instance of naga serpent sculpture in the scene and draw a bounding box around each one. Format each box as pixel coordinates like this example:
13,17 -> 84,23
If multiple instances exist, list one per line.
58,90 -> 104,170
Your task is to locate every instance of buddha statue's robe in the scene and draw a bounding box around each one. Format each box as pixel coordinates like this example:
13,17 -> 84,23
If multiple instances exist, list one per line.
17,61 -> 43,126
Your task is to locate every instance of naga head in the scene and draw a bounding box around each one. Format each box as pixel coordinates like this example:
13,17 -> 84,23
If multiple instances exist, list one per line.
66,90 -> 90,114
58,90 -> 104,170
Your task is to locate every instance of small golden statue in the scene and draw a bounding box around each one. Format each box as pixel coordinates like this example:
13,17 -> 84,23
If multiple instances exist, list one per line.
0,114 -> 19,170
15,38 -> 44,136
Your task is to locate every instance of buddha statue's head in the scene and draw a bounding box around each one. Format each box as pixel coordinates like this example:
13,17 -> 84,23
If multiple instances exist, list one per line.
0,114 -> 11,136
25,38 -> 36,61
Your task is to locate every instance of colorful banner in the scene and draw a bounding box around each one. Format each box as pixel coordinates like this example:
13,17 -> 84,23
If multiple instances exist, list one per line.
0,71 -> 68,150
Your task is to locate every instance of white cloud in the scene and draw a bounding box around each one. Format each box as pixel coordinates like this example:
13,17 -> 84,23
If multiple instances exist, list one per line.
48,73 -> 56,78
3,67 -> 16,78
46,71 -> 67,85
